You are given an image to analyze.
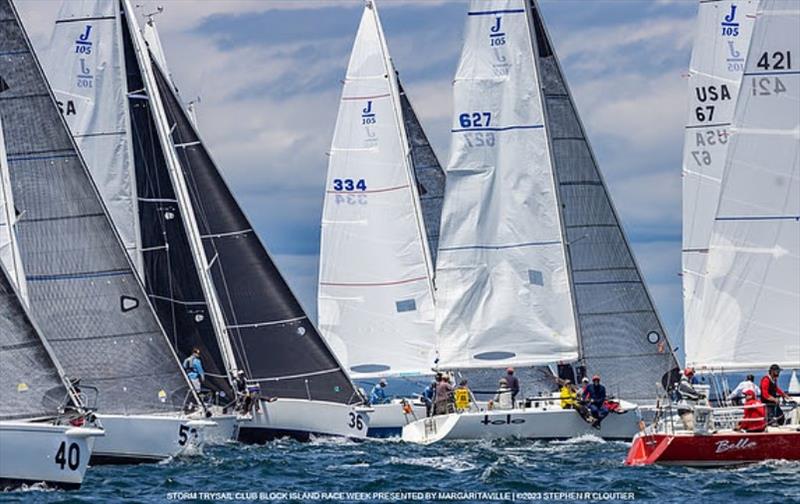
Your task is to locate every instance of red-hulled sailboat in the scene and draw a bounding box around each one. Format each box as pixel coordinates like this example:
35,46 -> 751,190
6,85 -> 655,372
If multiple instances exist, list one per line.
626,0 -> 800,467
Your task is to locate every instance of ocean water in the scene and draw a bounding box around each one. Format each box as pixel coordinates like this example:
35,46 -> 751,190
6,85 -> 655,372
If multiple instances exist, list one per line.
3,434 -> 799,503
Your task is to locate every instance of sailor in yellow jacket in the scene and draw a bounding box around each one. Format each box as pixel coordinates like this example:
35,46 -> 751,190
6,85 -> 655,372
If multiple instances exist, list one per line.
560,380 -> 578,409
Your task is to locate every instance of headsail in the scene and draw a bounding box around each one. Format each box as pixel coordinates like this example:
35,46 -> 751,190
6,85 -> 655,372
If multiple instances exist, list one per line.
0,0 -> 194,414
435,0 -> 579,370
0,115 -> 25,298
151,51 -> 361,403
44,0 -> 143,275
682,0 -> 758,354
687,0 -> 800,370
318,2 -> 438,378
529,1 -> 680,401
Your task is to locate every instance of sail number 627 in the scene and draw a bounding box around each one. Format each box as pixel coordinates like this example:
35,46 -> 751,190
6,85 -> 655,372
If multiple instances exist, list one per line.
459,112 -> 492,129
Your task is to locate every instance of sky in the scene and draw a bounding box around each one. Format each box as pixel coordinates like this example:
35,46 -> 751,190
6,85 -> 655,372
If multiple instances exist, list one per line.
17,0 -> 700,363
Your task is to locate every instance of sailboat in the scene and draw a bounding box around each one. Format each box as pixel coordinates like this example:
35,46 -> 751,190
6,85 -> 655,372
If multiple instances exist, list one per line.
0,0 -> 213,464
0,116 -> 104,490
44,0 -> 237,443
627,0 -> 800,466
318,0 -> 444,437
402,0 -> 679,444
91,2 -> 369,442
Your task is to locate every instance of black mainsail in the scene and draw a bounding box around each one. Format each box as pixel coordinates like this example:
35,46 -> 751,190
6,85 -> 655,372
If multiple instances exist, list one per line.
529,1 -> 680,401
0,0 -> 192,414
398,80 -> 446,267
151,60 -> 360,404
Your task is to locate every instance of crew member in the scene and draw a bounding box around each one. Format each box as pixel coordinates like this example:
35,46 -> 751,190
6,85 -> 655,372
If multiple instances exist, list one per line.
183,348 -> 205,393
737,389 -> 767,432
676,367 -> 703,430
493,378 -> 513,410
760,364 -> 791,425
583,375 -> 608,428
559,380 -> 578,409
454,379 -> 473,412
504,367 -> 520,405
422,380 -> 436,417
433,374 -> 454,415
727,374 -> 759,405
370,378 -> 390,405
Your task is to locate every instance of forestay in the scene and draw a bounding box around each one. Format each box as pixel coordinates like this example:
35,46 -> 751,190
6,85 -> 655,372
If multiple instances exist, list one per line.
151,57 -> 361,403
682,0 -> 757,353
435,0 -> 579,369
319,2 -> 437,378
687,0 -> 800,370
44,0 -> 143,274
0,0 -> 193,414
529,1 -> 679,401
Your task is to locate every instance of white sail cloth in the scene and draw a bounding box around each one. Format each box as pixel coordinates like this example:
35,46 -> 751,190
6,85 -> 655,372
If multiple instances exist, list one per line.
434,0 -> 578,369
0,116 -> 26,299
682,0 -> 758,352
687,0 -> 800,370
44,0 -> 142,274
319,3 -> 437,378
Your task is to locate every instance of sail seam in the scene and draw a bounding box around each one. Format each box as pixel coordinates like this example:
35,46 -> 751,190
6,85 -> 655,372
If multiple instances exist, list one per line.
250,367 -> 341,382
451,124 -> 543,133
467,9 -> 525,16
226,316 -> 306,329
685,122 -> 731,129
439,240 -> 561,251
54,15 -> 115,24
325,184 -> 408,195
21,212 -> 104,224
148,293 -> 206,306
26,269 -> 131,282
341,93 -> 391,101
716,215 -> 800,221
47,330 -> 160,343
200,229 -> 252,239
75,131 -> 126,138
320,276 -> 427,287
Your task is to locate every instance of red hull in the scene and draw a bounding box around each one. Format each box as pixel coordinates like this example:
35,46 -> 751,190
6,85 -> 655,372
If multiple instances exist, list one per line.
625,429 -> 800,466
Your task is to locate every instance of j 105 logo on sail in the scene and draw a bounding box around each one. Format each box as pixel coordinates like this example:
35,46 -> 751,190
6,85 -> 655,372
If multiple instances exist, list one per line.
481,414 -> 525,426
489,17 -> 506,47
727,41 -> 745,72
77,59 -> 93,89
75,24 -> 93,55
721,4 -> 739,37
714,438 -> 756,454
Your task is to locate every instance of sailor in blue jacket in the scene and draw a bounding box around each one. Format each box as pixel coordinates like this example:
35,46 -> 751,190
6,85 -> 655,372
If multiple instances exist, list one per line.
370,378 -> 390,405
422,380 -> 436,417
583,374 -> 608,428
183,348 -> 205,393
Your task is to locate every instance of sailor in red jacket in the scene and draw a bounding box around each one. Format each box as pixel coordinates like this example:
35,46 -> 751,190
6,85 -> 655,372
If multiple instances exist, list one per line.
738,389 -> 766,432
760,364 -> 791,426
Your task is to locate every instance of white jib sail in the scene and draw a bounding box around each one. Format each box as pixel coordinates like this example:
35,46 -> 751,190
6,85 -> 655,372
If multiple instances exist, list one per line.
434,0 -> 579,370
682,0 -> 758,353
318,1 -> 437,378
0,115 -> 26,301
44,0 -> 143,275
687,0 -> 800,371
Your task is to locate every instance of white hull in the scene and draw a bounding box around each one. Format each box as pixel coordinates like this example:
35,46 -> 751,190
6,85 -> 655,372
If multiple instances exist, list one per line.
236,399 -> 370,443
367,400 -> 427,438
402,406 -> 640,444
92,413 -> 213,464
0,421 -> 103,489
204,412 -> 237,444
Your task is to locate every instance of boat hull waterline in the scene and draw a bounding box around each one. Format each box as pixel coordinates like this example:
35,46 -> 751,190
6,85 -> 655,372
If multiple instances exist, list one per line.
401,407 -> 640,444
625,428 -> 800,466
236,399 -> 370,443
91,413 -> 213,464
0,421 -> 103,490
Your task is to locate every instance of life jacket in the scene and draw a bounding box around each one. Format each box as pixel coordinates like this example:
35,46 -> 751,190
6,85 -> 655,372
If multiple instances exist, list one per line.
183,356 -> 198,376
560,386 -> 576,408
739,397 -> 767,432
454,388 -> 471,410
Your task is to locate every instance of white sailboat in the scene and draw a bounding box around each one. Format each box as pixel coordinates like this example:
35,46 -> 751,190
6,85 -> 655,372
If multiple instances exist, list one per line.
2,0 -> 213,465
403,0 -> 678,443
628,0 -> 800,466
319,0 -> 439,436
0,114 -> 104,490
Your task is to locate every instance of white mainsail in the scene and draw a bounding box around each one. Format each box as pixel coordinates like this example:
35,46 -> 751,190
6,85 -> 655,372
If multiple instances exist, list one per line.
318,1 -> 437,378
687,0 -> 800,370
434,0 -> 579,369
682,0 -> 758,351
0,116 -> 26,300
44,0 -> 143,274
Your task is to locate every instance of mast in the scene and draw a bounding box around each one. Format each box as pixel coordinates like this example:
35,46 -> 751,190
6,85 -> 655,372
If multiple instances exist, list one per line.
120,0 -> 240,381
